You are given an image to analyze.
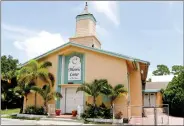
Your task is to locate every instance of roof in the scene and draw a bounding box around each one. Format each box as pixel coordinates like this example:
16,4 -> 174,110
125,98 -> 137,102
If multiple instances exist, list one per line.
143,89 -> 160,93
145,82 -> 169,90
151,75 -> 174,82
20,42 -> 150,67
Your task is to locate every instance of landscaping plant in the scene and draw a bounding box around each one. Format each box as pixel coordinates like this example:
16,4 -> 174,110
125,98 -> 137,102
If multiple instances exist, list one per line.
81,102 -> 112,120
31,84 -> 62,114
17,60 -> 55,107
24,105 -> 46,115
1,55 -> 21,110
101,83 -> 127,107
76,79 -> 108,107
14,82 -> 35,113
162,70 -> 184,117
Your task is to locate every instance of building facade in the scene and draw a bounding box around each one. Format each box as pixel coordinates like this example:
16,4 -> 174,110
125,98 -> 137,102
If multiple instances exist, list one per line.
23,3 -> 150,117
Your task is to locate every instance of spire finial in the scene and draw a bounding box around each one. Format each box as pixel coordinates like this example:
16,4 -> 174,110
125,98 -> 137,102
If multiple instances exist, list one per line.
81,2 -> 89,14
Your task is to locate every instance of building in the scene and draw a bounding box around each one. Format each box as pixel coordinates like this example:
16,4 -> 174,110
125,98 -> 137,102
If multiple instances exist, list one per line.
22,3 -> 150,117
143,75 -> 174,107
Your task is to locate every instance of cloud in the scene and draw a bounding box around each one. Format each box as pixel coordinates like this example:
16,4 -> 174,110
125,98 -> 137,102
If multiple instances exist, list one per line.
96,25 -> 109,37
2,23 -> 37,36
91,1 -> 120,26
2,23 -> 66,61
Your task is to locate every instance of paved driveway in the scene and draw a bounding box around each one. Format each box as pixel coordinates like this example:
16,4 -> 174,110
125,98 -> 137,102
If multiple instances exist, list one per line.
169,116 -> 184,125
129,108 -> 184,125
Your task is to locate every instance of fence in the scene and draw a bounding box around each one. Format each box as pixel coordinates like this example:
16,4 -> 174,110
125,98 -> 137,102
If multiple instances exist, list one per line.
77,104 -> 169,125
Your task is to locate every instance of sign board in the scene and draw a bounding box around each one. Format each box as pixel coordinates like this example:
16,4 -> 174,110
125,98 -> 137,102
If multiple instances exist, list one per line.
68,56 -> 81,80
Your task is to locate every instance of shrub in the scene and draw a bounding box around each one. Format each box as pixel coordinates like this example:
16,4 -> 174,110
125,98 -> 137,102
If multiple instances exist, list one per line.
81,103 -> 113,119
24,106 -> 46,115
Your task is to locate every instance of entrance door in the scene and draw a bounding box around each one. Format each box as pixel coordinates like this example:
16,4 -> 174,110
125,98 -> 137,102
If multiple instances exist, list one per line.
150,93 -> 156,106
65,87 -> 83,113
144,93 -> 156,107
144,93 -> 150,106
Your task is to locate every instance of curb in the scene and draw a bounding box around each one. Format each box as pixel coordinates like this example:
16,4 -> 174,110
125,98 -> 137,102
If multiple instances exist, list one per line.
40,117 -> 83,123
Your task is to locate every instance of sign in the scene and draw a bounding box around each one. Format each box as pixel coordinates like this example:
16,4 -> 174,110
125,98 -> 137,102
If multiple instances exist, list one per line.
68,56 -> 81,80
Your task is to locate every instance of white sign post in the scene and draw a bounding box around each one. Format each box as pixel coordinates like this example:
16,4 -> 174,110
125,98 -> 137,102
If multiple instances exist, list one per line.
68,56 -> 81,80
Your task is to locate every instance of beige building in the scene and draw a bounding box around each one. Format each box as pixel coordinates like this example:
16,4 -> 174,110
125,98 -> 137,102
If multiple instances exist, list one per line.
23,3 -> 150,117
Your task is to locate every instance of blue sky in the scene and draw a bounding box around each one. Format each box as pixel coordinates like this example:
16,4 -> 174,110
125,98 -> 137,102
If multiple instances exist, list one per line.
1,1 -> 183,77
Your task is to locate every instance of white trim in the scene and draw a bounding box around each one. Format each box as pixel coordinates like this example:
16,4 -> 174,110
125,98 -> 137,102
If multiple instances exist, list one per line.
61,56 -> 65,84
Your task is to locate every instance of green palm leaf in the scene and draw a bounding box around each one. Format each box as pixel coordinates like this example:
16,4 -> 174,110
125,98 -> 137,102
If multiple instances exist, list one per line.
39,61 -> 52,68
37,68 -> 49,83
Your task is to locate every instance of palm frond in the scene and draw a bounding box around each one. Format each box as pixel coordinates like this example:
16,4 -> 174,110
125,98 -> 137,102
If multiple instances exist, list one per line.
114,84 -> 125,92
76,83 -> 92,95
116,88 -> 127,94
40,61 -> 52,68
14,86 -> 22,93
43,84 -> 51,95
26,60 -> 38,72
31,86 -> 43,96
37,68 -> 49,83
1,93 -> 6,101
18,67 -> 31,77
47,95 -> 53,101
101,83 -> 113,95
52,92 -> 62,101
48,73 -> 55,87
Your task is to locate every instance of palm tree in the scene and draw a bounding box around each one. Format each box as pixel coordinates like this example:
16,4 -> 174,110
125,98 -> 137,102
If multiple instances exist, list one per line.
17,60 -> 55,107
31,84 -> 62,114
101,83 -> 127,107
14,82 -> 35,113
76,79 -> 107,107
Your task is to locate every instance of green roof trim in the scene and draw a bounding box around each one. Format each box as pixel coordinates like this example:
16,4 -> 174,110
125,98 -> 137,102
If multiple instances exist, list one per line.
143,89 -> 160,93
76,13 -> 97,23
20,42 -> 150,67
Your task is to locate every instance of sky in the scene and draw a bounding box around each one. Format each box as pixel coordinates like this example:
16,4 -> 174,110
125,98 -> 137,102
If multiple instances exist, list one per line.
1,1 -> 183,78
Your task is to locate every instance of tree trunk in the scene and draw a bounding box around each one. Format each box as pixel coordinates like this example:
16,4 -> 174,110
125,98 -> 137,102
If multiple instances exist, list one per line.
93,96 -> 96,107
110,101 -> 113,108
43,101 -> 47,115
23,96 -> 28,113
19,97 -> 24,114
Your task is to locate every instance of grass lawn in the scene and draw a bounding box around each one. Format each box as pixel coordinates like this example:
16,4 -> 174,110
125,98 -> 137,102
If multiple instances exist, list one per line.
1,108 -> 20,115
5,115 -> 40,120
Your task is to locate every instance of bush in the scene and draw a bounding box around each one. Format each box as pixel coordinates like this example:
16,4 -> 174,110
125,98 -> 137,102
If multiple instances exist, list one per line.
81,103 -> 113,119
162,71 -> 184,117
24,106 -> 46,115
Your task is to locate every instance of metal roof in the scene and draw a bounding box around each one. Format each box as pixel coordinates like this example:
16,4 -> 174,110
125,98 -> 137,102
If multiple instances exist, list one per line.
143,89 -> 160,93
145,82 -> 169,90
